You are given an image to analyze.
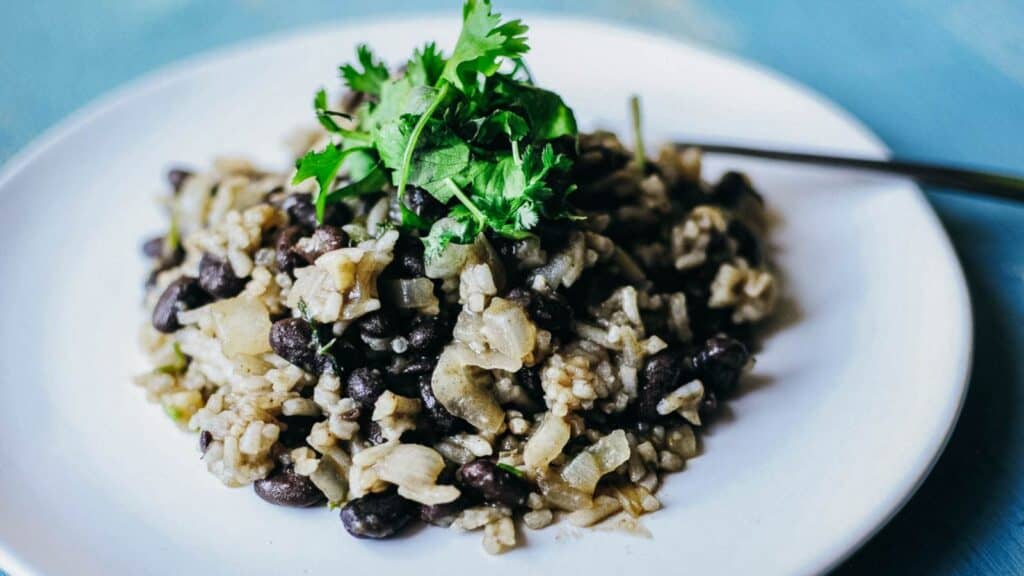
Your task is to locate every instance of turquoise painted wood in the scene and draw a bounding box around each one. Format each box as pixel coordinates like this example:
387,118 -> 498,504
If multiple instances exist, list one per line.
2,1 -> 1022,573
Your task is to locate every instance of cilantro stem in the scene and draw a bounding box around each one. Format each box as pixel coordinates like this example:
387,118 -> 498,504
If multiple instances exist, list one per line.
630,94 -> 645,171
441,178 -> 487,224
511,139 -> 522,165
396,82 -> 451,201
164,211 -> 180,256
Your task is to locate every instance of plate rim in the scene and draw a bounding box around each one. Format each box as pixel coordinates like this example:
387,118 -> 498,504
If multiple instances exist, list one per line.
0,14 -> 974,576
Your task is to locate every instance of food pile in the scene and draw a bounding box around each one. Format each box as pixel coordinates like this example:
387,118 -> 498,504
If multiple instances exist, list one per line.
136,0 -> 777,553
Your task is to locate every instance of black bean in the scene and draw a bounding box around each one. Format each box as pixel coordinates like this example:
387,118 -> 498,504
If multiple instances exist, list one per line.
403,186 -> 445,221
142,237 -> 185,287
269,318 -> 317,372
487,231 -> 517,263
275,226 -> 307,274
283,193 -> 352,229
340,490 -> 417,539
728,220 -> 762,266
407,315 -> 446,352
506,287 -> 574,335
713,171 -> 763,207
639,350 -> 687,422
365,421 -> 387,445
516,365 -> 544,406
325,203 -> 354,228
388,353 -> 438,377
198,253 -> 246,299
167,168 -> 193,193
392,235 -> 425,277
397,427 -> 438,447
355,310 -> 394,339
699,390 -> 719,419
504,287 -> 531,309
573,132 -> 630,184
295,226 -> 348,263
282,193 -> 319,229
277,414 -> 319,448
142,236 -> 166,259
152,277 -> 210,333
535,221 -> 574,252
269,443 -> 292,467
691,336 -> 749,397
346,367 -> 386,409
198,430 -> 213,454
420,494 -> 474,526
254,467 -> 325,508
327,337 -> 363,374
419,375 -> 464,435
455,460 -> 529,508
530,292 -> 574,334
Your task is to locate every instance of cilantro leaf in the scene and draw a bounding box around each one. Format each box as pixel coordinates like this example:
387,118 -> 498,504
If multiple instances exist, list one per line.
443,0 -> 529,93
292,144 -> 373,222
403,123 -> 472,198
340,44 -> 390,96
406,42 -> 446,86
492,79 -> 577,140
322,163 -> 388,205
314,89 -> 346,133
476,110 -> 529,146
422,213 -> 480,260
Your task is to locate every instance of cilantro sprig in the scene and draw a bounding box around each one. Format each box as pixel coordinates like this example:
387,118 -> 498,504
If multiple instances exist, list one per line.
292,0 -> 580,259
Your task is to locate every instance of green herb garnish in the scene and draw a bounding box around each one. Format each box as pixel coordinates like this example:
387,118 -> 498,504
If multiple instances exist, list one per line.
292,0 -> 580,259
155,342 -> 188,375
164,404 -> 184,422
164,211 -> 180,256
630,94 -> 645,172
497,462 -> 525,478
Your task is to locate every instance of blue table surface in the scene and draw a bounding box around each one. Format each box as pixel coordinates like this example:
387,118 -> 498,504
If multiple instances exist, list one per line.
3,1 -> 1023,574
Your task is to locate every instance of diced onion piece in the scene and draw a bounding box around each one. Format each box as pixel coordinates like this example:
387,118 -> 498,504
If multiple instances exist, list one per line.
386,278 -> 439,312
523,413 -> 570,470
536,470 -> 593,511
530,231 -> 586,289
309,456 -> 347,504
373,444 -> 460,505
210,296 -> 272,357
481,298 -> 537,366
561,429 -> 631,494
431,345 -> 505,434
656,379 -> 704,415
566,495 -> 622,527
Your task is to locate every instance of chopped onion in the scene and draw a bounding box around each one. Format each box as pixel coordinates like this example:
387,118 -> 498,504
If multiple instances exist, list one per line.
431,345 -> 505,434
536,470 -> 593,511
523,412 -> 570,470
309,456 -> 348,503
561,429 -> 630,494
481,297 -> 537,365
210,296 -> 272,357
374,444 -> 460,505
385,278 -> 439,312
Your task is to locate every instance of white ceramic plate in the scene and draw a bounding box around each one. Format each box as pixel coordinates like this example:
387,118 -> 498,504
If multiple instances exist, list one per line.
0,16 -> 970,576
